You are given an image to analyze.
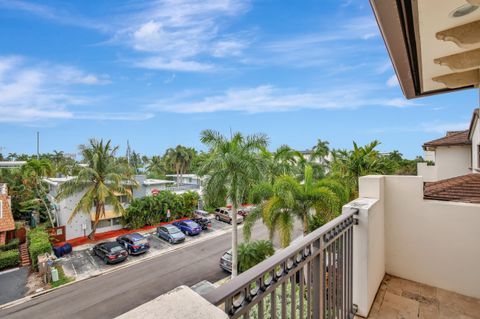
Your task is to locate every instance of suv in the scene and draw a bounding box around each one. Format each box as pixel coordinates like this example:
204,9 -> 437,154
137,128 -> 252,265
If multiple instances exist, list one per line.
214,207 -> 244,224
116,233 -> 150,255
220,250 -> 234,273
93,242 -> 128,264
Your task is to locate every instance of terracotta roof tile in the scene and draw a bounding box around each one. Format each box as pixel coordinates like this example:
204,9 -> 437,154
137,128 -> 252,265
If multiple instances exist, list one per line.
424,174 -> 480,204
422,130 -> 470,149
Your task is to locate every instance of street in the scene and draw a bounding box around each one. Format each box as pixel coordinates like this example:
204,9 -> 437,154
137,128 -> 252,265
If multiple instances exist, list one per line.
0,221 -> 302,319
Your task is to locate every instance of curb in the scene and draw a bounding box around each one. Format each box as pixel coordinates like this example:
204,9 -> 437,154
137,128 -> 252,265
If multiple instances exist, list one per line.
0,224 -> 242,311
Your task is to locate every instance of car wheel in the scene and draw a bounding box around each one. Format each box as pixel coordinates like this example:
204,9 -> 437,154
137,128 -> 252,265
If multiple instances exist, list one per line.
169,238 -> 173,244
128,248 -> 132,255
103,257 -> 109,265
229,218 -> 232,224
215,215 -> 220,221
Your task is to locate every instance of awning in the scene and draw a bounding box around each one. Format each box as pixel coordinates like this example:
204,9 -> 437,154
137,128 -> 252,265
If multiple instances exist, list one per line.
90,210 -> 122,221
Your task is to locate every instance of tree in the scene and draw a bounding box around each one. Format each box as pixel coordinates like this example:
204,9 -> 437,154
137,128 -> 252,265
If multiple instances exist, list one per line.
164,145 -> 196,184
244,165 -> 342,248
21,159 -> 55,226
330,140 -> 394,198
261,145 -> 302,184
56,139 -> 137,239
199,130 -> 268,277
238,240 -> 275,273
311,139 -> 330,162
146,155 -> 166,178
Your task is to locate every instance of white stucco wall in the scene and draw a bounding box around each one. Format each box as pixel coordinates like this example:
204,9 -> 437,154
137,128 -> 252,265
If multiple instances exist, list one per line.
416,162 -> 437,182
346,175 -> 385,317
434,146 -> 471,180
356,175 -> 480,302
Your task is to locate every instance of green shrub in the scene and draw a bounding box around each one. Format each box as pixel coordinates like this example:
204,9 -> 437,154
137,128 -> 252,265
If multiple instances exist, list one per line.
0,238 -> 20,252
122,191 -> 200,229
0,249 -> 20,270
28,228 -> 52,270
238,240 -> 275,273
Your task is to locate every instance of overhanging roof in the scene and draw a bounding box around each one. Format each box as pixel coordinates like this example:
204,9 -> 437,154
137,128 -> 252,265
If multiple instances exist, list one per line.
370,0 -> 480,99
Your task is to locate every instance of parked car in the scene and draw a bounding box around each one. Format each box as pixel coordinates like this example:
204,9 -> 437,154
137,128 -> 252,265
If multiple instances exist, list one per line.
220,249 -> 233,273
116,232 -> 150,255
93,242 -> 128,264
192,210 -> 212,230
238,206 -> 255,217
172,220 -> 202,236
214,207 -> 244,224
157,224 -> 186,244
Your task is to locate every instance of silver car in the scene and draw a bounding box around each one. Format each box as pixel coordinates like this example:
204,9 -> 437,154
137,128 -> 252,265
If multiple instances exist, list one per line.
214,207 -> 244,224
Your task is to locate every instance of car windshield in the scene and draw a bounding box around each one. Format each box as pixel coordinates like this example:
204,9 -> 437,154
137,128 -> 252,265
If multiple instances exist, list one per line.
185,221 -> 197,227
133,238 -> 148,245
110,246 -> 124,253
223,251 -> 232,261
167,227 -> 180,234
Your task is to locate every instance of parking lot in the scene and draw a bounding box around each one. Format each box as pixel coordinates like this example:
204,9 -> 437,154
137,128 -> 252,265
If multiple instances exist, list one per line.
59,219 -> 232,280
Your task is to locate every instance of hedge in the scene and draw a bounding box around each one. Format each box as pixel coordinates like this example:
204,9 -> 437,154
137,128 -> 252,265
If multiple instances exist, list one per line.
0,238 -> 19,252
28,228 -> 52,270
0,249 -> 20,270
122,191 -> 200,229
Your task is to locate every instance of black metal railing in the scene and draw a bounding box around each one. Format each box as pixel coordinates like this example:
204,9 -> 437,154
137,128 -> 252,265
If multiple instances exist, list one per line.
205,208 -> 359,319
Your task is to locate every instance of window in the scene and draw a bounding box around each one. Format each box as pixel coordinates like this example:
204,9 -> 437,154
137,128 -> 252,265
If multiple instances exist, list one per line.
112,218 -> 122,226
95,219 -> 112,229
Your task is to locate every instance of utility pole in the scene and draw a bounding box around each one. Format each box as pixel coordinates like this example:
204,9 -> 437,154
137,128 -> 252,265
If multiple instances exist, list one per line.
126,140 -> 131,165
36,131 -> 40,159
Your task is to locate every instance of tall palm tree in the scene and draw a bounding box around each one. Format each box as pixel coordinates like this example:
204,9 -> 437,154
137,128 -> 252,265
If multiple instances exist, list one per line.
244,165 -> 342,248
261,145 -> 302,184
146,155 -> 166,177
311,139 -> 330,162
56,139 -> 137,239
199,130 -> 268,277
21,159 -> 55,226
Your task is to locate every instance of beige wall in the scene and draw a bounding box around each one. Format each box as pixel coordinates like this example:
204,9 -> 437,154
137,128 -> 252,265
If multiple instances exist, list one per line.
416,162 -> 437,182
357,175 -> 480,300
433,146 -> 470,180
472,122 -> 480,172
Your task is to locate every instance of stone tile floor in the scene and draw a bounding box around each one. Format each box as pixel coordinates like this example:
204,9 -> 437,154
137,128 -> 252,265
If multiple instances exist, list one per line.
361,274 -> 480,319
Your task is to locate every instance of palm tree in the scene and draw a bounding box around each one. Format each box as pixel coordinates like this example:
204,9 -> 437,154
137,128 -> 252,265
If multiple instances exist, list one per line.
199,130 -> 268,277
261,145 -> 302,184
244,165 -> 342,248
146,155 -> 166,178
330,140 -> 394,198
311,139 -> 330,162
56,139 -> 137,239
21,159 -> 55,226
238,240 -> 275,273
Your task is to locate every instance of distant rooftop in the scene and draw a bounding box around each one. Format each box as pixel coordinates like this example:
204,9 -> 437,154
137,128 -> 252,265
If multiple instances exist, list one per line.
424,174 -> 480,204
422,130 -> 470,149
143,179 -> 175,186
43,176 -> 76,186
0,161 -> 26,168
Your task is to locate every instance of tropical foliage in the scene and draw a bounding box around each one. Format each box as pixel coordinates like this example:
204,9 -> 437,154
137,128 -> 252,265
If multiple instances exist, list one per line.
28,227 -> 52,270
56,139 -> 137,239
238,240 -> 275,273
199,130 -> 268,277
244,165 -> 345,247
122,191 -> 199,229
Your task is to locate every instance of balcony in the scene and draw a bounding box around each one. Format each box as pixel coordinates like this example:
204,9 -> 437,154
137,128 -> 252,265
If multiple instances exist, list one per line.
118,175 -> 480,319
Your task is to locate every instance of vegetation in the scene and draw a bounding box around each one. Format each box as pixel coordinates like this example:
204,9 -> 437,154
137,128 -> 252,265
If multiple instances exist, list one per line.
238,240 -> 275,273
56,139 -> 137,239
244,165 -> 346,247
0,249 -> 20,270
199,130 -> 268,277
28,227 -> 52,270
0,238 -> 20,252
122,191 -> 199,229
50,266 -> 73,288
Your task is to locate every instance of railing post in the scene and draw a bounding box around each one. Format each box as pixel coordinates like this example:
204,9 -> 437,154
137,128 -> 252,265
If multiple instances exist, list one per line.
312,238 -> 325,319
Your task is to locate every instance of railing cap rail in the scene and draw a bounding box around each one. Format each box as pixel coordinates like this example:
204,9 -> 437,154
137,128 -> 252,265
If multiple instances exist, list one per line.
204,207 -> 358,305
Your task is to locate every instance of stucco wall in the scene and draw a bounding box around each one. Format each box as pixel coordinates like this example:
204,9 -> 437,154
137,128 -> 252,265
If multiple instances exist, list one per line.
416,162 -> 437,182
364,175 -> 480,299
472,123 -> 480,172
434,146 -> 471,180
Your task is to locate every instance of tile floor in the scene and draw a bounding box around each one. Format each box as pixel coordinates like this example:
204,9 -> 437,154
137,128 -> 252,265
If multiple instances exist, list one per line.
360,274 -> 480,319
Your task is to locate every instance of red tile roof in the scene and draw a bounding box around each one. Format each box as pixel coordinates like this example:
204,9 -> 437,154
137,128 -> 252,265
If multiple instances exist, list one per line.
0,194 -> 15,232
424,174 -> 480,204
422,130 -> 470,149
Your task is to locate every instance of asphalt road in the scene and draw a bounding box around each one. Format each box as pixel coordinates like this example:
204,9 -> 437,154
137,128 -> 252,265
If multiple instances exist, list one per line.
0,267 -> 28,305
1,222 -> 301,319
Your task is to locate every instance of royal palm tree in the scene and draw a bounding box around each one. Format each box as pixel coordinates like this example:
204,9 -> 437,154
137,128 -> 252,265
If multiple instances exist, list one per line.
244,165 -> 342,248
56,139 -> 137,239
261,145 -> 302,184
199,130 -> 268,277
165,145 -> 195,185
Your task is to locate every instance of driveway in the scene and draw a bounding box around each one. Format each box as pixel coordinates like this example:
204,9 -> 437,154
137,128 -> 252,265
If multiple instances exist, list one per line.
0,267 -> 28,305
59,219 -> 233,280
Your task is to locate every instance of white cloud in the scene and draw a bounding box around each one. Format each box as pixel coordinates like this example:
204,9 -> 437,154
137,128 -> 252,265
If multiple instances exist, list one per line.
386,74 -> 399,87
420,122 -> 469,134
147,84 -> 418,113
0,56 -> 148,123
134,57 -> 215,72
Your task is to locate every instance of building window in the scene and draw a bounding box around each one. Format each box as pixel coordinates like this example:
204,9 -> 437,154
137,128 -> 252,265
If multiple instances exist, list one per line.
95,219 -> 112,229
117,195 -> 129,204
112,218 -> 122,226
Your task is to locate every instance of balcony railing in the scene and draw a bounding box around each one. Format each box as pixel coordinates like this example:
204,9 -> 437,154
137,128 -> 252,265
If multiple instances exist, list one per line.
205,208 -> 359,319
165,184 -> 200,192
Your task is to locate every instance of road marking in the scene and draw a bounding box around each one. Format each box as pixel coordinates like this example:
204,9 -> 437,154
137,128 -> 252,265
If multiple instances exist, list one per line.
0,267 -> 20,276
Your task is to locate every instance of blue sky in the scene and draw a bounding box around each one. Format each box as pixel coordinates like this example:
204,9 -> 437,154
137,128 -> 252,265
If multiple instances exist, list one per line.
0,0 -> 478,159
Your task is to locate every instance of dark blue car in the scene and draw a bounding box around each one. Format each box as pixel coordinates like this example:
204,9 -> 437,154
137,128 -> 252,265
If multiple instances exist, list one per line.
116,232 -> 150,255
172,220 -> 202,236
